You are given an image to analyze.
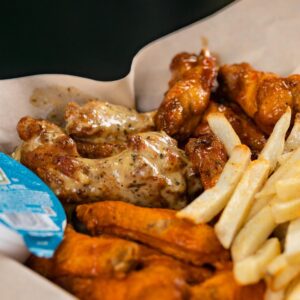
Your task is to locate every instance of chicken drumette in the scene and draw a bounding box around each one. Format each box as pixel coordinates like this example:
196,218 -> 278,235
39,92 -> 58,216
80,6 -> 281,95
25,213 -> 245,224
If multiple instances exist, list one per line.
17,117 -> 196,208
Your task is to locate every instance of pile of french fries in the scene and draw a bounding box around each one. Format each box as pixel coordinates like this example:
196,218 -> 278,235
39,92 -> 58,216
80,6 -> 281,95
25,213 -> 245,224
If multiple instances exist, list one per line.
177,108 -> 300,300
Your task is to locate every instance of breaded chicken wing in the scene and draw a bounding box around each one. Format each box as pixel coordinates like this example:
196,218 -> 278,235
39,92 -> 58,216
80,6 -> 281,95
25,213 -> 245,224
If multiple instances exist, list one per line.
218,63 -> 300,134
26,226 -> 139,278
17,117 -> 194,208
65,101 -> 155,158
76,201 -> 229,266
191,271 -> 265,300
155,49 -> 217,140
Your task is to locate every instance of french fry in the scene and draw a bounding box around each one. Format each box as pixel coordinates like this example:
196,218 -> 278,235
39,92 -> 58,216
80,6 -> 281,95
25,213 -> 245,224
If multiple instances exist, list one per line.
276,177 -> 300,201
207,112 -> 241,155
233,238 -> 280,285
215,159 -> 270,248
285,219 -> 300,264
255,149 -> 300,200
259,107 -> 291,172
266,254 -> 300,291
264,288 -> 285,300
270,198 -> 300,224
246,195 -> 274,222
286,276 -> 300,300
278,152 -> 293,166
231,206 -> 276,262
284,113 -> 300,153
177,145 -> 251,223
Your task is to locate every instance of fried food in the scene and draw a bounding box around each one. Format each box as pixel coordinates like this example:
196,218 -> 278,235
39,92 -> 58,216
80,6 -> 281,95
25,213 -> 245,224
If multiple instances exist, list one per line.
199,101 -> 267,156
54,264 -> 190,300
185,124 -> 228,189
76,201 -> 229,266
17,117 -> 194,208
65,101 -> 155,158
218,63 -> 300,134
191,271 -> 265,300
26,226 -> 140,278
155,49 -> 217,140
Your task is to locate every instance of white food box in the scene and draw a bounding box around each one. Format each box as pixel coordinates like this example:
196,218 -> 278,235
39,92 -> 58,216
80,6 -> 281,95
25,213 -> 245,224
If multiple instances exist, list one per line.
0,0 -> 300,298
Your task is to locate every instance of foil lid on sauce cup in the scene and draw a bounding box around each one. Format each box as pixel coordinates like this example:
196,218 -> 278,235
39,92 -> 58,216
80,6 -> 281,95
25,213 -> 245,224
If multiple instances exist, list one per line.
0,152 -> 66,262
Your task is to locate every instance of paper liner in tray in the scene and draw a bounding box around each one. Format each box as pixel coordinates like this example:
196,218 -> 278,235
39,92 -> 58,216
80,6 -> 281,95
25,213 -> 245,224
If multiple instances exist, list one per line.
0,0 -> 300,298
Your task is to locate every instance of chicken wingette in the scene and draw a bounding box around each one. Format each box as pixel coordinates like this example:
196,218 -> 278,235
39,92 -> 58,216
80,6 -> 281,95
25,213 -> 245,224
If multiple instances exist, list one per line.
76,201 -> 229,267
218,63 -> 300,134
155,49 -> 217,140
65,100 -> 155,158
17,117 -> 196,208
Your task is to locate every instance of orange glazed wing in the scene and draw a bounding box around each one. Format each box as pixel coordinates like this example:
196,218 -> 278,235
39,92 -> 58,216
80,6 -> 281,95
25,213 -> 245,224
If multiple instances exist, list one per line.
217,63 -> 300,134
76,201 -> 229,266
155,49 -> 217,140
55,263 -> 189,300
191,271 -> 265,300
27,226 -> 139,278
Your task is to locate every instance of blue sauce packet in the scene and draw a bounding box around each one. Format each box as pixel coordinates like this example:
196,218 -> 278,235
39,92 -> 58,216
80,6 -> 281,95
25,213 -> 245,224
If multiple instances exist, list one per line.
0,152 -> 66,258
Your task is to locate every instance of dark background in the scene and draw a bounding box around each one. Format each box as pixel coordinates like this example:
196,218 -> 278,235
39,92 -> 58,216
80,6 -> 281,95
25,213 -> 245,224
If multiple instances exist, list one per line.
0,0 -> 233,81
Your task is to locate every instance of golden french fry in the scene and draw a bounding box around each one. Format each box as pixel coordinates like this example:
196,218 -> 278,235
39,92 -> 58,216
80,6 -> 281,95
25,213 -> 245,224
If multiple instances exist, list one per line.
285,219 -> 300,264
215,159 -> 270,248
264,288 -> 285,300
286,276 -> 300,300
278,152 -> 293,166
177,145 -> 251,223
231,206 -> 276,262
276,177 -> 300,201
259,107 -> 291,171
207,112 -> 241,155
233,238 -> 280,285
255,149 -> 300,200
270,198 -> 300,224
266,254 -> 300,291
246,195 -> 274,222
284,113 -> 300,153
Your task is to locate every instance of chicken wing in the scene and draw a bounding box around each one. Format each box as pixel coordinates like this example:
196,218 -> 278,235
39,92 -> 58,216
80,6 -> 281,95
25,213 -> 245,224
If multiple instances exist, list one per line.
191,271 -> 265,300
76,201 -> 229,266
217,63 -> 300,134
17,117 -> 195,208
54,263 -> 190,300
186,123 -> 228,190
155,49 -> 217,140
65,101 -> 155,158
26,226 -> 139,278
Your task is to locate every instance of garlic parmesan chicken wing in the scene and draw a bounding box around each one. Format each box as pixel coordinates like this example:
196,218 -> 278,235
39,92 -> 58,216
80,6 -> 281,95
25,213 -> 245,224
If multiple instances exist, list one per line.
218,63 -> 300,134
76,201 -> 229,267
155,49 -> 217,140
17,117 -> 194,208
65,101 -> 155,158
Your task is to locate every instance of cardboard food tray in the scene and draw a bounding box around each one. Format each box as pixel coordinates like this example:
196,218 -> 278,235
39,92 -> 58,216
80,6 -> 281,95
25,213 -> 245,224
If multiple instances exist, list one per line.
1,0 -> 300,298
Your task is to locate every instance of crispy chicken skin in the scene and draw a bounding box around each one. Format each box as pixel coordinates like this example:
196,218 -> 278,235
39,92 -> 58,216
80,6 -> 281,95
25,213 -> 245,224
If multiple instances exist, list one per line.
155,49 -> 217,140
17,117 -> 194,208
65,101 -> 155,158
26,226 -> 140,278
218,63 -> 300,134
191,271 -> 265,300
186,123 -> 228,189
76,201 -> 229,266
